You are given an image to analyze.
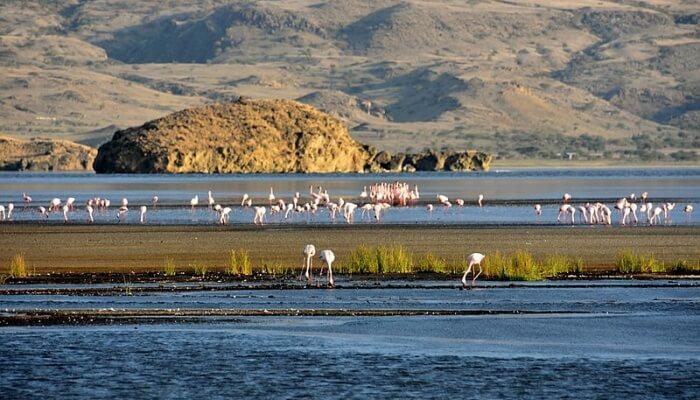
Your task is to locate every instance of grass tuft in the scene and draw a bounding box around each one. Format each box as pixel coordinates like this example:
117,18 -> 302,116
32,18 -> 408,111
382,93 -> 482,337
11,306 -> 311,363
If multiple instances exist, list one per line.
9,254 -> 28,278
163,257 -> 176,276
227,250 -> 252,275
191,263 -> 208,277
615,250 -> 661,274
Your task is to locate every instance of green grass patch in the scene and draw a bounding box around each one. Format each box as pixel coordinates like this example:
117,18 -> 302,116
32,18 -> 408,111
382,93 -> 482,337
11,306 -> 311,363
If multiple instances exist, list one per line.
227,250 -> 252,275
9,254 -> 28,278
191,263 -> 208,277
163,257 -> 176,276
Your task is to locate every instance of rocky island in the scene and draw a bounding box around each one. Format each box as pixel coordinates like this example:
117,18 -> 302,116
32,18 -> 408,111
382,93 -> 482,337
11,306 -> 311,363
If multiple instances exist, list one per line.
93,99 -> 491,173
0,135 -> 96,172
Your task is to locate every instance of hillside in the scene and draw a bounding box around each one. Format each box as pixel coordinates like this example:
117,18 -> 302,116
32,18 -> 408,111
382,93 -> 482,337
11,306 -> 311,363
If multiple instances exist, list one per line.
1,0 -> 698,162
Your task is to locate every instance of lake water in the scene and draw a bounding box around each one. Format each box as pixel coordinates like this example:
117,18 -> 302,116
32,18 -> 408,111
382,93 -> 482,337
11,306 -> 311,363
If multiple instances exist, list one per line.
1,281 -> 699,398
0,167 -> 698,225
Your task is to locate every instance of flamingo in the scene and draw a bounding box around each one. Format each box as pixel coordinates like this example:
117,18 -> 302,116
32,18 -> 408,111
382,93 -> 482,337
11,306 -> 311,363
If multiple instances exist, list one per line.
455,199 -> 465,207
207,191 -> 215,208
301,244 -> 316,283
49,198 -> 61,212
373,203 -> 383,222
62,205 -> 69,223
662,203 -> 675,220
117,205 -> 128,222
139,206 -> 147,224
6,203 -> 14,219
427,204 -> 434,213
22,192 -> 32,205
437,194 -> 449,205
562,193 -> 571,203
38,206 -> 48,218
360,203 -> 373,220
477,194 -> 484,207
360,186 -> 368,199
629,203 -> 638,224
650,207 -> 663,225
190,195 -> 199,211
318,250 -> 336,287
557,204 -> 575,223
268,188 -> 275,205
253,206 -> 266,225
152,196 -> 159,209
219,207 -> 232,224
241,193 -> 249,206
684,204 -> 693,222
86,205 -> 94,223
121,198 -> 128,208
0,205 -> 5,221
66,197 -> 76,211
462,252 -> 486,288
534,204 -> 542,216
343,202 -> 357,223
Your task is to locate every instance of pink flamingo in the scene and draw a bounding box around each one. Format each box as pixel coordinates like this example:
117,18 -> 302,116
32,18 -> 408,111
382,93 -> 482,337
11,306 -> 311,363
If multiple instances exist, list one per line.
219,207 -> 231,224
86,205 -> 94,223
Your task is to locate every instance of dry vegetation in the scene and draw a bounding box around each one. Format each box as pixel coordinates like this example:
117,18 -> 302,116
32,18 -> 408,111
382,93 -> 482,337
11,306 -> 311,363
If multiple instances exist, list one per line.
0,0 -> 697,163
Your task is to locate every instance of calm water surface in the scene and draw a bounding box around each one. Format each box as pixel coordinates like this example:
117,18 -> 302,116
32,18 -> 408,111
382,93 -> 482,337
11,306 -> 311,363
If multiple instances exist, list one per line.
1,282 -> 699,398
0,168 -> 698,225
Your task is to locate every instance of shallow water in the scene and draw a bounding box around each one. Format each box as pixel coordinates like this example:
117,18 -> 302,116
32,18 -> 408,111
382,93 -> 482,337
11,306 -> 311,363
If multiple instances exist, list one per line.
1,281 -> 699,398
0,168 -> 698,225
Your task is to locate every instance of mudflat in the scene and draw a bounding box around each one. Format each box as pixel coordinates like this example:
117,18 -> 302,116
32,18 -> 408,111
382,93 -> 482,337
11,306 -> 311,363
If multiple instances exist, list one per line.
2,224 -> 698,274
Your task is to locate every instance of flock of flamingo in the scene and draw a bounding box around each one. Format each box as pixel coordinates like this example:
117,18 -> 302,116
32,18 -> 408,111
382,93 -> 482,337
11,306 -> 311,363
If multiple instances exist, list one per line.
0,183 -> 694,226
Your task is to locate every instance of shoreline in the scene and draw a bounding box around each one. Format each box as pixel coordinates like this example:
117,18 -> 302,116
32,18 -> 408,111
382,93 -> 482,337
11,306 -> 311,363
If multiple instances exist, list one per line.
2,224 -> 698,278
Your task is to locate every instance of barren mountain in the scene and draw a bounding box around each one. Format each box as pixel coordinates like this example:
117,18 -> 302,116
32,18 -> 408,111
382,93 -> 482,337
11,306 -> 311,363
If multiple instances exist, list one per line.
1,0 -> 698,162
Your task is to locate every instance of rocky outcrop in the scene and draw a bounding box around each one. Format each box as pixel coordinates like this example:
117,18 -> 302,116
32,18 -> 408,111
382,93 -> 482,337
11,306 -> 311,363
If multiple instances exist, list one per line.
0,135 -> 96,171
365,149 -> 492,172
94,99 -> 491,174
94,99 -> 370,173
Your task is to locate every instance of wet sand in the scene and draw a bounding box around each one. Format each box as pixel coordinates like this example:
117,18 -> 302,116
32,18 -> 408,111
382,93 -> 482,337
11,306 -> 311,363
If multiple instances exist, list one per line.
2,224 -> 698,275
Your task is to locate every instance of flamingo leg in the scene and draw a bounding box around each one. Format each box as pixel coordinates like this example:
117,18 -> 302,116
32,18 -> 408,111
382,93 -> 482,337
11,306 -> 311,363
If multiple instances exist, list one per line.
461,263 -> 473,288
472,264 -> 482,286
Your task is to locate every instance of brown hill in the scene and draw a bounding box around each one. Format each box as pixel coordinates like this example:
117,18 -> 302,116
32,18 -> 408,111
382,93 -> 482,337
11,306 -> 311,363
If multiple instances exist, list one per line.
0,135 -> 96,171
1,1 -> 698,162
93,99 -> 370,173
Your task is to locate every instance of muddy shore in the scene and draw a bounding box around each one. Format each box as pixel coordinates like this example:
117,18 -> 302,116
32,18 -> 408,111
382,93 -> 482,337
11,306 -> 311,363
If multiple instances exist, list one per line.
2,224 -> 698,279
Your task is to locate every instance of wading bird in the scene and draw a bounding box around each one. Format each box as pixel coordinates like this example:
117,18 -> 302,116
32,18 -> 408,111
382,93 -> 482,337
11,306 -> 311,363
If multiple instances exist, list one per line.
152,196 -> 159,209
139,206 -> 147,224
62,204 -> 70,223
0,205 -> 5,221
534,204 -> 542,216
219,207 -> 231,225
208,191 -> 215,208
318,249 -> 336,287
190,195 -> 199,211
462,252 -> 486,288
7,203 -> 14,219
301,244 -> 316,283
86,205 -> 94,223
22,192 -> 32,206
477,194 -> 484,207
241,194 -> 249,207
253,206 -> 266,225
268,188 -> 275,205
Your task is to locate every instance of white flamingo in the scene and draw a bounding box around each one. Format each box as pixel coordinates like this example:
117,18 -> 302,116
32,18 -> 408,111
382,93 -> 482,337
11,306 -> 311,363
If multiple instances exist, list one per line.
49,198 -> 61,212
152,196 -> 159,209
0,205 -> 5,221
462,252 -> 486,288
38,206 -> 48,218
208,191 -> 215,208
117,205 -> 128,222
301,244 -> 316,283
190,195 -> 199,211
139,206 -> 147,224
219,207 -> 232,224
253,206 -> 266,225
534,204 -> 542,216
268,188 -> 275,205
318,250 -> 336,287
7,203 -> 14,219
86,205 -> 94,223
62,204 -> 70,223
477,194 -> 484,207
241,194 -> 249,207
66,197 -> 76,211
22,192 -> 32,205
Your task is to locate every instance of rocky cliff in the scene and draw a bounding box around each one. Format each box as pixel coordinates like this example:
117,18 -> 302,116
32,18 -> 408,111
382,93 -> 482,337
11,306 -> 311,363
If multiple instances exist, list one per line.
94,99 -> 491,173
0,135 -> 96,171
